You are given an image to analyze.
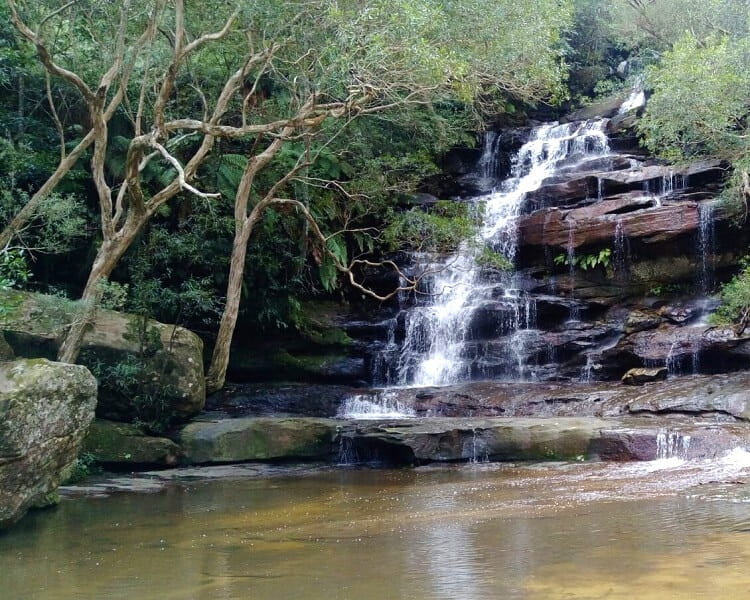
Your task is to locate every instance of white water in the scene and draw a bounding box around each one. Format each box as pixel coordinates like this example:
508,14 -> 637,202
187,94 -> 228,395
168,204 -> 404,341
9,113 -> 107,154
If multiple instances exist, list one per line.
338,392 -> 416,419
394,121 -> 611,386
656,429 -> 692,459
618,82 -> 646,114
698,201 -> 716,294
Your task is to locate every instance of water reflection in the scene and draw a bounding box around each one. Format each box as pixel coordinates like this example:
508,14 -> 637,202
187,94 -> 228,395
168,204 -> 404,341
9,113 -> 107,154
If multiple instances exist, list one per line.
1,460 -> 750,599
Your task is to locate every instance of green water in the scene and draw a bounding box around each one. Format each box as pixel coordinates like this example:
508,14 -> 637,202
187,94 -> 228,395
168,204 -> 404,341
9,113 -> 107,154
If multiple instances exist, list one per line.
3,460 -> 750,599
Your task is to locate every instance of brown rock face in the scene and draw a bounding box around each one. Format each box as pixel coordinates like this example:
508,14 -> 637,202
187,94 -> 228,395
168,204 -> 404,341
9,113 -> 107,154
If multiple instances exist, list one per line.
518,201 -> 700,250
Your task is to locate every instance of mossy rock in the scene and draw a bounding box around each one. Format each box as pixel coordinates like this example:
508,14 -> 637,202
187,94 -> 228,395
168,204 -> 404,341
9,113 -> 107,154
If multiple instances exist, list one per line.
297,300 -> 353,347
83,419 -> 181,466
228,347 -> 366,384
0,332 -> 14,361
180,417 -> 337,464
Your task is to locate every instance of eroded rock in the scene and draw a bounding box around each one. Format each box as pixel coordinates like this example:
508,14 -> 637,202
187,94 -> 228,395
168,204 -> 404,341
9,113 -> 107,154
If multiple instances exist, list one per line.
180,417 -> 338,463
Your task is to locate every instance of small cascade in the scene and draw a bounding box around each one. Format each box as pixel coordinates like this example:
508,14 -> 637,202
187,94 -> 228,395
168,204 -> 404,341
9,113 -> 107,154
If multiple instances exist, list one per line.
665,341 -> 685,376
613,219 -> 629,281
697,202 -> 716,294
468,428 -> 489,464
566,221 -> 580,321
655,429 -> 692,460
618,88 -> 646,114
579,354 -> 595,383
476,131 -> 503,181
337,392 -> 415,419
336,434 -> 357,465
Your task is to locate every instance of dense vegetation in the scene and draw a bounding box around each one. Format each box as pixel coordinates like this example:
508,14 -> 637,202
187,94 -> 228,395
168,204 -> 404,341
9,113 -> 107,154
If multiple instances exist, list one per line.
1,0 -> 749,395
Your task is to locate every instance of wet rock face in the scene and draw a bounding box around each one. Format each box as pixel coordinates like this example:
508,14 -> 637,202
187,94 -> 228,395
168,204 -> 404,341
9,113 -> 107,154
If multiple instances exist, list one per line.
205,383 -> 358,417
0,359 -> 97,529
174,413 -> 750,466
0,289 -> 205,422
366,373 -> 750,421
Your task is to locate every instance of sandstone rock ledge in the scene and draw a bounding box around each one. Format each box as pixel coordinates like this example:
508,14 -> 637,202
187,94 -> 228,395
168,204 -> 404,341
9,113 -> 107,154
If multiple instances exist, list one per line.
177,415 -> 750,466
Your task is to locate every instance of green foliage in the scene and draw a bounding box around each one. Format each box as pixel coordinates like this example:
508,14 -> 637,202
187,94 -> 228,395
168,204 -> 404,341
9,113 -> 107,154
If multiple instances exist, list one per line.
97,279 -> 129,311
555,248 -> 611,271
607,0 -> 749,52
639,35 -> 750,163
383,202 -> 476,253
710,257 -> 750,327
0,249 -> 31,289
62,452 -> 100,485
476,246 -> 513,271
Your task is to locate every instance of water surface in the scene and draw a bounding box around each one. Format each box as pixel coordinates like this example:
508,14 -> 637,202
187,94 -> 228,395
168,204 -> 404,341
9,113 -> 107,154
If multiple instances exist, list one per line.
3,458 -> 750,599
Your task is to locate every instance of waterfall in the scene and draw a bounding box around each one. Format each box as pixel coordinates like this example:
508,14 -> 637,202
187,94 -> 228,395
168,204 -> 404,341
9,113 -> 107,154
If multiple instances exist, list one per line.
618,89 -> 645,114
697,202 -> 715,294
386,120 -> 610,386
476,131 -> 502,180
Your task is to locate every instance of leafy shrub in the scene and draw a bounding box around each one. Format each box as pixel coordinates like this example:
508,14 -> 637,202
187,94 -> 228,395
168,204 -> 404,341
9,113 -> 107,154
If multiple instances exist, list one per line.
62,452 -> 100,485
0,249 -> 31,289
710,258 -> 750,330
383,201 -> 477,253
84,318 -> 180,433
554,248 -> 611,271
476,246 -> 513,271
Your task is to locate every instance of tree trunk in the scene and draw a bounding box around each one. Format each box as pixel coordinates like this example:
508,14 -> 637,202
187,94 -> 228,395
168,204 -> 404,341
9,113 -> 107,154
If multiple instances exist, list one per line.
56,244 -> 119,363
205,216 -> 256,393
57,219 -> 141,363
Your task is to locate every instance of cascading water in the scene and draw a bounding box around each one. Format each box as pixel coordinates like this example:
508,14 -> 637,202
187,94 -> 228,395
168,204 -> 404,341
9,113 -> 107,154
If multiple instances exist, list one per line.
383,120 -> 611,387
697,202 -> 716,294
613,219 -> 629,281
337,392 -> 416,419
656,429 -> 692,460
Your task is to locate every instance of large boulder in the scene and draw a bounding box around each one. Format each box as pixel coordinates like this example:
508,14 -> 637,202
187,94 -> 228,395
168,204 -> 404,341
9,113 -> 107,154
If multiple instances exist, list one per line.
180,417 -> 338,463
0,359 -> 96,529
0,289 -> 205,421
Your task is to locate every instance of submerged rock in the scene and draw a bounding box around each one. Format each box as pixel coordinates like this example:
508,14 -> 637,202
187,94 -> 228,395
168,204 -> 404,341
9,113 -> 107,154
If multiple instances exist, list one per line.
0,289 -> 205,421
0,359 -> 96,529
